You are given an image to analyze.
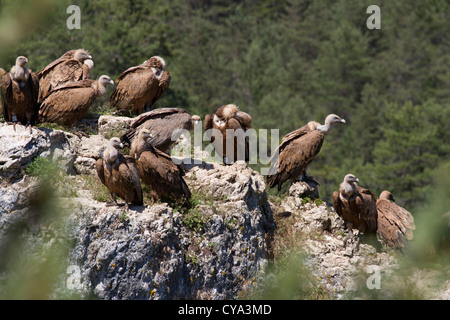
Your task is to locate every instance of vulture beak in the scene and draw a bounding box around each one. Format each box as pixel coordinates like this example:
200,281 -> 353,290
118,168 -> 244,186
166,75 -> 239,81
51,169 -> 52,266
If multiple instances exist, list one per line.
87,54 -> 92,59
119,143 -> 124,149
355,178 -> 359,183
109,79 -> 114,86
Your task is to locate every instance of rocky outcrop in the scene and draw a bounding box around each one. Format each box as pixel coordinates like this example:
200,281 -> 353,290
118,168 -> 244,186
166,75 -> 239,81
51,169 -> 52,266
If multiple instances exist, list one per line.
0,122 -> 274,300
0,120 -> 448,300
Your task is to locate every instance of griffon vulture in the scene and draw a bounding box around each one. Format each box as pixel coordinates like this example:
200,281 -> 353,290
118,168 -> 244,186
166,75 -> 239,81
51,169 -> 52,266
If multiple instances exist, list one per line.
332,174 -> 378,247
376,190 -> 416,249
0,56 -> 39,132
131,129 -> 191,206
204,104 -> 252,164
37,49 -> 93,103
109,56 -> 170,114
39,75 -> 114,129
121,107 -> 201,155
96,137 -> 143,207
266,114 -> 346,191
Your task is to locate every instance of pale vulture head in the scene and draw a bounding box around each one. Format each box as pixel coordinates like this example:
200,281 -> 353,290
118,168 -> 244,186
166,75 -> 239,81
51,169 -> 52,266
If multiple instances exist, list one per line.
344,174 -> 359,184
73,49 -> 92,62
15,56 -> 28,67
317,114 -> 346,132
138,128 -> 154,141
99,75 -> 114,86
109,137 -> 123,149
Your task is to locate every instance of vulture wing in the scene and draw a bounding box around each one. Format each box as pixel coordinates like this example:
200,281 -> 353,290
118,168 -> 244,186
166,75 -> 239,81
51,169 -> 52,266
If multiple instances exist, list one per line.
267,130 -> 324,190
37,50 -> 76,79
0,73 -> 12,120
144,70 -> 171,109
138,148 -> 191,205
38,80 -> 96,127
355,187 -> 378,233
96,158 -> 106,185
121,108 -> 192,153
109,65 -> 158,113
376,199 -> 415,248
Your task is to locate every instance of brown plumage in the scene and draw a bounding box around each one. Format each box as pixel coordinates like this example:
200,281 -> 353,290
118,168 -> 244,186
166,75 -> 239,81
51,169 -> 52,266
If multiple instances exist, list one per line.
109,56 -> 171,114
131,129 -> 191,206
37,49 -> 92,103
0,56 -> 39,132
332,174 -> 378,246
204,104 -> 252,164
267,114 -> 346,191
96,137 -> 143,207
121,107 -> 201,155
39,75 -> 114,128
376,190 -> 416,248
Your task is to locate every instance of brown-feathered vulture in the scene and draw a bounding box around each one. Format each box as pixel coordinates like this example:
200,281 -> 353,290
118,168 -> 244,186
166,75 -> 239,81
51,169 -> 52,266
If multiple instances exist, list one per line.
130,129 -> 191,206
38,75 -> 114,129
332,174 -> 378,247
266,114 -> 346,191
0,56 -> 39,132
37,49 -> 92,103
109,56 -> 170,115
121,107 -> 201,155
96,137 -> 143,207
376,190 -> 416,249
204,104 -> 252,164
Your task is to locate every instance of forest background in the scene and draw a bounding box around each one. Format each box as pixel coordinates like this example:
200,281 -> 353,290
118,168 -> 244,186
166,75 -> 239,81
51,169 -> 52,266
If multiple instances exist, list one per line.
1,0 -> 449,213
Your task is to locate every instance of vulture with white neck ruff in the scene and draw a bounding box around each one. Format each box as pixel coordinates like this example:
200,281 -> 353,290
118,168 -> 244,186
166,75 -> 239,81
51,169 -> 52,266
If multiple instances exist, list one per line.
332,174 -> 378,247
37,49 -> 93,103
109,56 -> 170,114
96,137 -> 143,207
266,114 -> 346,191
38,75 -> 114,129
130,129 -> 191,207
0,56 -> 39,132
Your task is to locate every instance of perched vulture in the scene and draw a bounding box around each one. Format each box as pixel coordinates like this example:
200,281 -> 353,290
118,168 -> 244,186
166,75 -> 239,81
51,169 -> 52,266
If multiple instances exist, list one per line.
121,107 -> 201,155
204,104 -> 252,164
131,129 -> 191,206
37,49 -> 93,103
266,114 -> 346,191
0,56 -> 39,132
332,174 -> 378,246
39,75 -> 114,129
109,56 -> 170,114
376,190 -> 416,249
96,137 -> 143,207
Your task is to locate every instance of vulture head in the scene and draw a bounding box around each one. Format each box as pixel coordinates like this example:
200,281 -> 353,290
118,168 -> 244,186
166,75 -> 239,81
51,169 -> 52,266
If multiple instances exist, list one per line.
344,174 -> 359,184
146,56 -> 166,79
317,114 -> 346,133
73,49 -> 92,62
138,128 -> 154,141
340,173 -> 359,198
109,137 -> 123,150
191,115 -> 201,127
380,190 -> 395,202
99,75 -> 114,86
15,56 -> 28,67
